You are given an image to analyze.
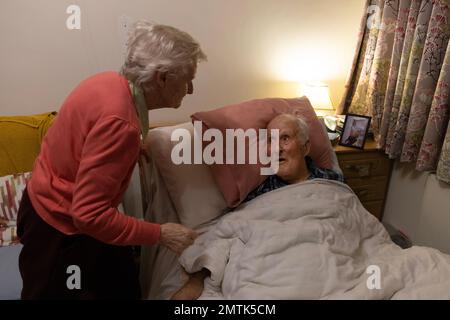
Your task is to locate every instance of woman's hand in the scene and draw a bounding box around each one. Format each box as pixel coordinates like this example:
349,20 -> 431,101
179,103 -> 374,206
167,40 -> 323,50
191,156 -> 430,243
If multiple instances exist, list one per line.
160,223 -> 198,255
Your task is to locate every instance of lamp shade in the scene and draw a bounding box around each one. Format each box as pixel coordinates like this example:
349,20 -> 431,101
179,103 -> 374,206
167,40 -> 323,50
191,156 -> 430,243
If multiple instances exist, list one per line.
300,83 -> 334,110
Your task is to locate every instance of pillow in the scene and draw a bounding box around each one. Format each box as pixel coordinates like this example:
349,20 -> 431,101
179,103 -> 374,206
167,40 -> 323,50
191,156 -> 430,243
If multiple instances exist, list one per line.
191,97 -> 338,208
0,172 -> 31,246
144,123 -> 227,229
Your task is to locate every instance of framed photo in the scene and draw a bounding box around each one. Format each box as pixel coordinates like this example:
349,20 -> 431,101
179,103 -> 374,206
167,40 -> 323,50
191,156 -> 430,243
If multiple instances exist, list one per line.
338,114 -> 371,149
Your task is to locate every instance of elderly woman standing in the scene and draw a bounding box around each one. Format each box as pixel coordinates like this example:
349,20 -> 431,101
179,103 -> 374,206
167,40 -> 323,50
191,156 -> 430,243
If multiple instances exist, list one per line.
17,21 -> 206,299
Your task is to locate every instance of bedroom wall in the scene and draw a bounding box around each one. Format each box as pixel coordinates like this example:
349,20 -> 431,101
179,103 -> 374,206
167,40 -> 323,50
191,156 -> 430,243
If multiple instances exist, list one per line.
0,0 -> 365,125
382,164 -> 450,254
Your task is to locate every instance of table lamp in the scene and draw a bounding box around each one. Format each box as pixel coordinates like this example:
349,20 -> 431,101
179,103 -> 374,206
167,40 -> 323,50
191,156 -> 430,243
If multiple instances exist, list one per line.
300,83 -> 335,117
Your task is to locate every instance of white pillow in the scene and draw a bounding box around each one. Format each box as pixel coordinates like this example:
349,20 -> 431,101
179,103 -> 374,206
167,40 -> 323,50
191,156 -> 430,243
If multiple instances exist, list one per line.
144,122 -> 228,229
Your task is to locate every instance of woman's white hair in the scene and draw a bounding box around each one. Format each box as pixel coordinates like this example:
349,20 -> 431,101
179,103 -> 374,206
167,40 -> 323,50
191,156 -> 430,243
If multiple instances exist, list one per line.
120,21 -> 207,87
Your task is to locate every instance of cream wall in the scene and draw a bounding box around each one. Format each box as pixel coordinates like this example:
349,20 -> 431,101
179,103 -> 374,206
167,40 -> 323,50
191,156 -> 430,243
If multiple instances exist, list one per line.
0,0 -> 365,124
383,164 -> 450,254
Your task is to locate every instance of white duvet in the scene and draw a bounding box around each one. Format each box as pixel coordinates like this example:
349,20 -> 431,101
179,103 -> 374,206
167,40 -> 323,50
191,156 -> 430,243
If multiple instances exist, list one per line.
179,179 -> 450,299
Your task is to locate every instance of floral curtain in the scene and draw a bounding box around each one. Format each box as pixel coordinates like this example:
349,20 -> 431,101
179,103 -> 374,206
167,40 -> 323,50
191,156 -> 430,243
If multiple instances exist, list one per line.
339,0 -> 450,183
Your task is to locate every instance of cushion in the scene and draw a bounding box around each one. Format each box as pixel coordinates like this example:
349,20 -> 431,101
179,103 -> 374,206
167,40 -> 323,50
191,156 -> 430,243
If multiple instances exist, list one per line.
191,97 -> 337,208
0,173 -> 31,222
144,123 -> 227,229
0,224 -> 19,247
0,172 -> 31,246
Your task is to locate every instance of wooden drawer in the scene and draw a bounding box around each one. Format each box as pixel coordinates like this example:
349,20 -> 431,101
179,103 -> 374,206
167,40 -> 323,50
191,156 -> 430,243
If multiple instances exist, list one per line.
338,152 -> 391,178
361,200 -> 384,220
345,176 -> 389,202
335,139 -> 393,221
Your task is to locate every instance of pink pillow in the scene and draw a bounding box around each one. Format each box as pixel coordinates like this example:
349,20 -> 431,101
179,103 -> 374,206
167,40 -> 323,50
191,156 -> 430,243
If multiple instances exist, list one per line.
191,97 -> 335,208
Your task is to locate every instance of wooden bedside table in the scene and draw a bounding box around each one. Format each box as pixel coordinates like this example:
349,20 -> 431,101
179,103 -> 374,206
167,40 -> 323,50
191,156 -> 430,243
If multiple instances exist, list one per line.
334,138 -> 393,221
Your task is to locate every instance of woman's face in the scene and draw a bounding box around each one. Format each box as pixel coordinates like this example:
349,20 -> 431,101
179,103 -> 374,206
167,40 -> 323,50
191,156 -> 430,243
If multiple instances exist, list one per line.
141,64 -> 197,109
165,71 -> 195,108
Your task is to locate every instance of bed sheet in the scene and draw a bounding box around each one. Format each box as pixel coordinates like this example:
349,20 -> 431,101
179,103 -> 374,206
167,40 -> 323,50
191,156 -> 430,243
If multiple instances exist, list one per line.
180,180 -> 450,299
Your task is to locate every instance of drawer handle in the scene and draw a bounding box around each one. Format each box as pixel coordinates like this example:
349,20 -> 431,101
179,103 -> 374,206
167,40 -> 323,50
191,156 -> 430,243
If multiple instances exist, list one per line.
344,164 -> 371,177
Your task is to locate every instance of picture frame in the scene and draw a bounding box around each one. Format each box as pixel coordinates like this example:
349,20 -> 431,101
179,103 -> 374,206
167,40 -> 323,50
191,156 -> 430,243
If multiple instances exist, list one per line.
338,113 -> 371,150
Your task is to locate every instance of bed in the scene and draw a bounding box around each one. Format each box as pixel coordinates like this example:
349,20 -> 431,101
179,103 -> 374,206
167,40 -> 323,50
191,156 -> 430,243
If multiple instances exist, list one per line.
139,105 -> 450,299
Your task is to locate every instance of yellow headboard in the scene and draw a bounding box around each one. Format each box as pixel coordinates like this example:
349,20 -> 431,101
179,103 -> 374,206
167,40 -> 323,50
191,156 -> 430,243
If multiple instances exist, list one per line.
0,112 -> 57,176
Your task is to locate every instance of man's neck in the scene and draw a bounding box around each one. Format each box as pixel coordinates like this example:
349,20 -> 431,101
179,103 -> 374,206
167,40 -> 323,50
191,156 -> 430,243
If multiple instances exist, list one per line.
287,161 -> 311,184
292,169 -> 311,184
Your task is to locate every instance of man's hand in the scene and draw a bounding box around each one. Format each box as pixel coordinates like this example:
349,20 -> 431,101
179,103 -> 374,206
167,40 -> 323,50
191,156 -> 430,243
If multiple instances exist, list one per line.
160,223 -> 197,255
171,269 -> 210,300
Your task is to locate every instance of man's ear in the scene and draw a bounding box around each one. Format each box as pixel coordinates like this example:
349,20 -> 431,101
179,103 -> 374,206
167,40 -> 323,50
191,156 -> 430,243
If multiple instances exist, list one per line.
303,140 -> 311,156
155,71 -> 168,88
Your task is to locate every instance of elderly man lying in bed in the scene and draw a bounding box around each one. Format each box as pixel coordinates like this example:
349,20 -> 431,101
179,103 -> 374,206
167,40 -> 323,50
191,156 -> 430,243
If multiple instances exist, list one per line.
171,113 -> 344,300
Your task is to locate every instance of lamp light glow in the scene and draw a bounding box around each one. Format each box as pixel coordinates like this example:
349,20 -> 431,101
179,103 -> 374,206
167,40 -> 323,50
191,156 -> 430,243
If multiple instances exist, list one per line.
300,82 -> 334,110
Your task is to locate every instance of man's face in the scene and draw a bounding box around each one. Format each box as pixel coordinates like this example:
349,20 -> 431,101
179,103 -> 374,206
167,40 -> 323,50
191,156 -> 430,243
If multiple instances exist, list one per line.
268,116 -> 309,183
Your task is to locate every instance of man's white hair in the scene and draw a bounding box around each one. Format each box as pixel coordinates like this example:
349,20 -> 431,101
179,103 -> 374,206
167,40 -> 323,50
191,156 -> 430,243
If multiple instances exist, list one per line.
120,21 -> 207,87
275,113 -> 310,145
294,116 -> 310,145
